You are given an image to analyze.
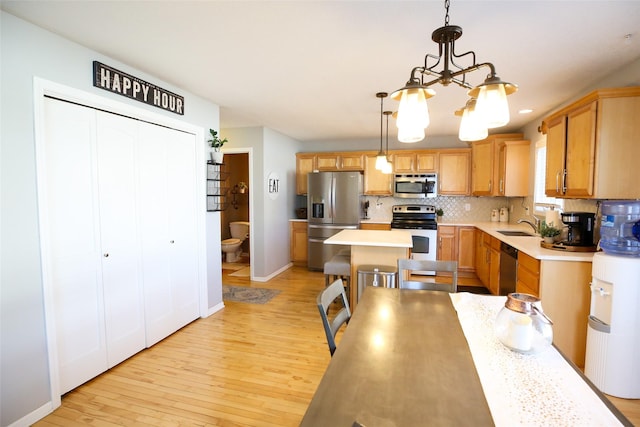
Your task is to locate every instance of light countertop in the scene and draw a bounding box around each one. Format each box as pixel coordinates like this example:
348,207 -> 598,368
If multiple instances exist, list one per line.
324,229 -> 413,248
472,222 -> 595,262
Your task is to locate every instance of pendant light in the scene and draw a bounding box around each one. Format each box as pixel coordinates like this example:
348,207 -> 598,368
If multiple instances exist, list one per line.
382,110 -> 393,174
390,0 -> 517,142
456,98 -> 488,142
375,92 -> 388,170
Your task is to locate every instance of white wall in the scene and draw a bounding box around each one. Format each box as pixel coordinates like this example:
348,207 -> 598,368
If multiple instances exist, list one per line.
0,12 -> 222,426
222,127 -> 299,280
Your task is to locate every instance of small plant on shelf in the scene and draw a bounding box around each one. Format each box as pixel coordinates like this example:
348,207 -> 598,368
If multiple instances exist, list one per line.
436,208 -> 444,217
207,129 -> 227,151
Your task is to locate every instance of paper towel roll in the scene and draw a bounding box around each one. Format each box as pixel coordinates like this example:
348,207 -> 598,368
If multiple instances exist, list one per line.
546,209 -> 561,227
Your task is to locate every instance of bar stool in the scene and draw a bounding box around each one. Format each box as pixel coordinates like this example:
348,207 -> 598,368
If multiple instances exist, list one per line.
324,254 -> 351,295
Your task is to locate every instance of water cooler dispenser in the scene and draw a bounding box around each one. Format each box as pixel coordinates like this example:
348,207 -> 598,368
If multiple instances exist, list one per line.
585,252 -> 640,398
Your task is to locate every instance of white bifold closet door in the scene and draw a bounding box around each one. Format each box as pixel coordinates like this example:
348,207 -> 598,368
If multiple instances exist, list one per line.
138,122 -> 199,346
42,97 -> 199,394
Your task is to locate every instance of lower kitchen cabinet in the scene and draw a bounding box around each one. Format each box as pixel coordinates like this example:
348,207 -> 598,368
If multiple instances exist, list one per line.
438,225 -> 475,274
360,222 -> 391,230
290,221 -> 308,264
516,251 -> 540,296
474,230 -> 500,294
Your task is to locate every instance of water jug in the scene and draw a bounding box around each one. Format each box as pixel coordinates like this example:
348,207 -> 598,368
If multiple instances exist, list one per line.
599,200 -> 640,257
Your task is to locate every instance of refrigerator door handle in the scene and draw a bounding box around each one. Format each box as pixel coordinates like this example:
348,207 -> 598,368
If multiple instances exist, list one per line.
330,176 -> 336,220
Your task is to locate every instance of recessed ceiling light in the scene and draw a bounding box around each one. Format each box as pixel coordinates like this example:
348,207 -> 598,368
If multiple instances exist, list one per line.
519,109 -> 533,114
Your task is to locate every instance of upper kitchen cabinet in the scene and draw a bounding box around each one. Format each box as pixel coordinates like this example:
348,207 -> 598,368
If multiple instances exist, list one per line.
438,149 -> 471,195
316,153 -> 364,171
392,151 -> 438,173
364,154 -> 393,195
471,133 -> 530,197
541,87 -> 640,199
296,153 -> 316,194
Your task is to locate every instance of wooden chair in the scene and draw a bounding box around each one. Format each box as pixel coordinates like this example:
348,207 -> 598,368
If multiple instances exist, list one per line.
316,278 -> 351,356
397,258 -> 458,293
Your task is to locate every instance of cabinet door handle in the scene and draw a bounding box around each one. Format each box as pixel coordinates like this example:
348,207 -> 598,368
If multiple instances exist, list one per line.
561,169 -> 567,193
499,179 -> 504,194
488,180 -> 492,192
555,171 -> 560,194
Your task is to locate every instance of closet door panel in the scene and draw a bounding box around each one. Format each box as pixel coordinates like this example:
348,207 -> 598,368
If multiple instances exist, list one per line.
43,98 -> 107,394
138,123 -> 175,345
166,130 -> 200,326
95,112 -> 146,367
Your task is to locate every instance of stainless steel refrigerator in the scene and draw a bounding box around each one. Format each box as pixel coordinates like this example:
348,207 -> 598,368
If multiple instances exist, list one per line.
307,171 -> 363,271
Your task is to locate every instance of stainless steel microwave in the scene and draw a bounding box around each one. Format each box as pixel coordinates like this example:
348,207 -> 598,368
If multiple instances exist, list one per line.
394,174 -> 438,198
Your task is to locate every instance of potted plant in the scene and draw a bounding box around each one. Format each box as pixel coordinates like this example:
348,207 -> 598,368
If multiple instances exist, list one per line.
539,220 -> 561,243
207,129 -> 227,164
436,208 -> 444,220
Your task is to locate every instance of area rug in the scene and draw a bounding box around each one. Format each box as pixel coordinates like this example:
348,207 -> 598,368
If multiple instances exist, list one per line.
222,285 -> 280,304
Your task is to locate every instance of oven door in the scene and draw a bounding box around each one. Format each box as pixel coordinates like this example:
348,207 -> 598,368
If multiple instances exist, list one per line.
393,228 -> 438,276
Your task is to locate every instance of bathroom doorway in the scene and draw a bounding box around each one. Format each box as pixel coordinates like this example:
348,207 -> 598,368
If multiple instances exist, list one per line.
221,150 -> 252,279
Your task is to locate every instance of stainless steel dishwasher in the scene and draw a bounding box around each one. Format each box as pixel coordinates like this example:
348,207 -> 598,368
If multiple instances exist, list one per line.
499,242 -> 518,295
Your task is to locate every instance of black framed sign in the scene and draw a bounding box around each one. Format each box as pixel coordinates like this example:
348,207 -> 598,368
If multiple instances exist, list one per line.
93,61 -> 184,115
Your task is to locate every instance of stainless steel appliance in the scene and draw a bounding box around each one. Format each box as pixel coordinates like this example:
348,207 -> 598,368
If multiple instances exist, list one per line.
394,174 -> 437,198
499,242 -> 518,295
390,205 -> 437,275
307,171 -> 363,271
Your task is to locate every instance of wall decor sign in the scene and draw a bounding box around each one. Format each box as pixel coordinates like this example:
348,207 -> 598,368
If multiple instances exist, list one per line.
267,171 -> 280,200
92,61 -> 184,115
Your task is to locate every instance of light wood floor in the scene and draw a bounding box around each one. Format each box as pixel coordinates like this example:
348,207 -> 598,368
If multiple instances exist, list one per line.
35,265 -> 639,426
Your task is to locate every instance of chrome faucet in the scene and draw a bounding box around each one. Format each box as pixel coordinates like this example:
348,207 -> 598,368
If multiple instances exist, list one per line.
518,218 -> 540,234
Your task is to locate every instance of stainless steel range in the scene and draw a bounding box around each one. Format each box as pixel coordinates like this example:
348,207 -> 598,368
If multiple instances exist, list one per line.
390,205 -> 438,275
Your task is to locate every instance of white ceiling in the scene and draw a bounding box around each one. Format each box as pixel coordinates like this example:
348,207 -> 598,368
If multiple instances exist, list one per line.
3,1 -> 640,142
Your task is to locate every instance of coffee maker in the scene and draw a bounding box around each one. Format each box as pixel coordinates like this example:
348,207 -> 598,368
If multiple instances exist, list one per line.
560,212 -> 596,247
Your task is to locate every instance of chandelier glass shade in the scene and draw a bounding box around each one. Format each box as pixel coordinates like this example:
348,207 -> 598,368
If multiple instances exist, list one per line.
391,0 -> 517,142
457,98 -> 488,142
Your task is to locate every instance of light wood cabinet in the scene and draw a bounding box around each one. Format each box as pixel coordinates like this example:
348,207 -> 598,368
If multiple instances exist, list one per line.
542,87 -> 640,199
393,151 -> 438,173
363,154 -> 393,195
360,222 -> 391,230
475,229 -> 489,286
471,133 -> 529,197
290,221 -> 308,264
474,230 -> 501,295
438,150 -> 471,195
438,225 -> 475,274
316,153 -> 364,171
516,251 -> 540,297
296,153 -> 315,195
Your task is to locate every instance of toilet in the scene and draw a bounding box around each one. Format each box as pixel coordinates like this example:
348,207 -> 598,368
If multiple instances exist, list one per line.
221,221 -> 250,262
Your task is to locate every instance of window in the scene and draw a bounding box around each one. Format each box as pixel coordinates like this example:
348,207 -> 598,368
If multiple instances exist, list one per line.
533,141 -> 563,213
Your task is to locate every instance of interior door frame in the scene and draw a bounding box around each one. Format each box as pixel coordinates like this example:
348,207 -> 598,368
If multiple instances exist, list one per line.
33,77 -> 208,408
222,148 -> 254,280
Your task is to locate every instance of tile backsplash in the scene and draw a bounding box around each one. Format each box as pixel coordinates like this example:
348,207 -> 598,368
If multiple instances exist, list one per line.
363,195 -> 599,224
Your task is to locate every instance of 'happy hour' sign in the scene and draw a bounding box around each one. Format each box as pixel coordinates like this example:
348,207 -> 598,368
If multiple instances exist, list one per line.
93,61 -> 184,115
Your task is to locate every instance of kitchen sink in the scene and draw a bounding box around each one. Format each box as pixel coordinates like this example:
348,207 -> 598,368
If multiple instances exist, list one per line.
497,230 -> 536,237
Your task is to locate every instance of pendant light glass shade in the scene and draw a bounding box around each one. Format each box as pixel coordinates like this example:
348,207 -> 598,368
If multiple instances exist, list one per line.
375,153 -> 388,170
469,76 -> 517,129
392,86 -> 434,143
458,98 -> 488,142
382,160 -> 393,174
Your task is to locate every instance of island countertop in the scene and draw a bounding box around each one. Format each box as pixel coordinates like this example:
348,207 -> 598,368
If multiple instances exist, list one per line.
324,229 -> 413,248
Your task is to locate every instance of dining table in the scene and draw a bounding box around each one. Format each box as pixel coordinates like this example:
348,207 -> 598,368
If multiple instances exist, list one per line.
300,287 -> 631,427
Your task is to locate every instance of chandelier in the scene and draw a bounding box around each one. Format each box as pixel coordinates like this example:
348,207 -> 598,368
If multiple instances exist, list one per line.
391,0 -> 517,143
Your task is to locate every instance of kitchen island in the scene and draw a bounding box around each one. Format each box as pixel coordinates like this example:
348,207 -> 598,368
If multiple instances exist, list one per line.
324,229 -> 412,310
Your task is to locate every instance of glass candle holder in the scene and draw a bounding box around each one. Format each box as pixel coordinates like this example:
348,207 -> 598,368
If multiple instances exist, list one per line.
494,293 -> 553,354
